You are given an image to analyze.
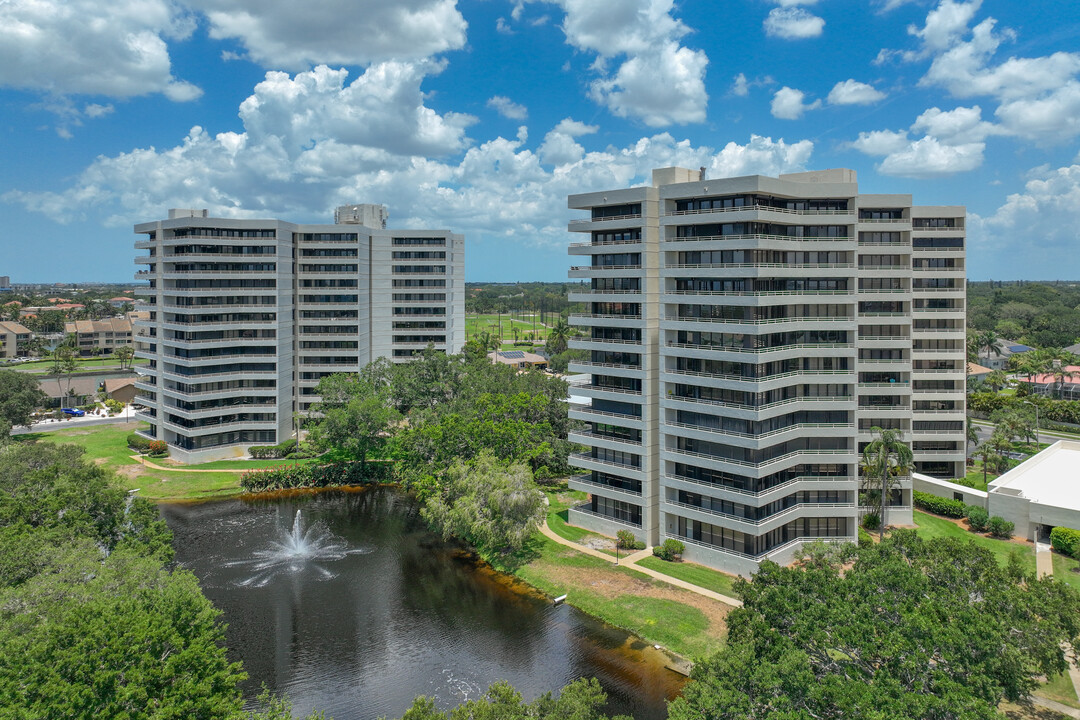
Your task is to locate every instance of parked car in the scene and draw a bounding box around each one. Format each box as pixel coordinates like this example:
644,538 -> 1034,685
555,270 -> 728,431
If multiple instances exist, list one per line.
61,408 -> 86,417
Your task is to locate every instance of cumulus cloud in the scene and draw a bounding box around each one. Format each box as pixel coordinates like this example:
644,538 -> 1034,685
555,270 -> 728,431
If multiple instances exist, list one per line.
770,86 -> 820,119
879,0 -> 1080,143
0,0 -> 199,100
189,0 -> 468,70
545,0 -> 709,126
969,163 -> 1080,276
538,118 -> 598,165
763,7 -> 825,39
731,73 -> 750,97
827,79 -> 886,105
849,105 -> 999,177
5,61 -> 812,250
487,96 -> 528,120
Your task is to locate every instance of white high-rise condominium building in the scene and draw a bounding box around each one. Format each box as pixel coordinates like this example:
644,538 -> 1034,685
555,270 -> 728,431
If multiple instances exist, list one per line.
566,167 -> 966,575
133,205 -> 465,462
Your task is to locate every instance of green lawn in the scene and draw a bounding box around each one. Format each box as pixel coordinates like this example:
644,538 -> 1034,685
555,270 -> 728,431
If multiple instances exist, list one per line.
12,357 -> 148,373
545,490 -> 617,556
22,422 -> 247,502
636,556 -> 742,598
465,313 -> 551,346
510,534 -> 725,659
1039,671 -> 1080,709
1051,551 -> 1080,591
911,510 -> 1036,574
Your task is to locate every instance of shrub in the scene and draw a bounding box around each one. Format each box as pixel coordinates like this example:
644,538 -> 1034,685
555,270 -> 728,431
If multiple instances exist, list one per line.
965,505 -> 990,532
1051,526 -> 1080,557
861,512 -> 880,531
653,538 -> 685,562
239,460 -> 394,493
913,491 -> 967,518
147,440 -> 169,458
249,439 -> 302,459
104,399 -> 124,414
988,516 -> 1014,539
127,433 -> 153,452
858,526 -> 874,548
616,530 -> 636,549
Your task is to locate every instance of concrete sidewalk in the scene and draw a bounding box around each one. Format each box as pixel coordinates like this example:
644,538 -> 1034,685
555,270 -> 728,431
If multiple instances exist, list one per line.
539,521 -> 742,607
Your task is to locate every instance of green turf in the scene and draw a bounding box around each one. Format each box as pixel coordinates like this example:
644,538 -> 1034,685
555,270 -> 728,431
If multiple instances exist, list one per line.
511,534 -> 724,659
12,357 -> 148,373
1051,551 -> 1080,592
23,422 -> 246,501
545,490 -> 616,556
911,510 -> 1036,574
1040,671 -> 1080,709
636,556 -> 742,598
465,313 -> 551,345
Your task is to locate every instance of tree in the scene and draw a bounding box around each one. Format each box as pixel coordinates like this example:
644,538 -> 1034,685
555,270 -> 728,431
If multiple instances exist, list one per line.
396,677 -> 628,720
985,369 -> 1008,392
0,369 -> 47,438
546,317 -> 572,355
860,427 -> 913,539
966,416 -> 979,453
1047,348 -> 1080,399
668,531 -> 1080,720
975,431 -> 1011,485
420,451 -> 545,557
977,329 -> 1000,362
308,361 -> 400,472
114,345 -> 134,370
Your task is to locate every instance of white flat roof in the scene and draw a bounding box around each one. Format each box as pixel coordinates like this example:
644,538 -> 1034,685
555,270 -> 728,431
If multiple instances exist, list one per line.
988,440 -> 1080,512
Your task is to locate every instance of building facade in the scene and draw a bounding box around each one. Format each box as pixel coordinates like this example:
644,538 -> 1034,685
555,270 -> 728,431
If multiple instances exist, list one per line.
65,317 -> 135,355
133,206 -> 464,462
0,320 -> 32,358
566,167 -> 966,574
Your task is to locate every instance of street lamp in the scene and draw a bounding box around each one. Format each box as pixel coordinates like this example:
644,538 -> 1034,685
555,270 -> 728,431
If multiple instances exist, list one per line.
1023,400 -> 1039,451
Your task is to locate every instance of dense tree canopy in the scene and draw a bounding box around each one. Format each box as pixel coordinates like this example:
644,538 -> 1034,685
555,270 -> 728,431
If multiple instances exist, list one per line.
309,360 -> 400,470
668,532 -> 1080,720
0,441 -> 325,719
0,369 -> 47,438
397,677 -> 627,720
421,451 -> 545,556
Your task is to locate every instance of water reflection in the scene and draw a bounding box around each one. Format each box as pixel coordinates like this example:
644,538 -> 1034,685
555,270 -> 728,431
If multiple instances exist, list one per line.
161,487 -> 684,720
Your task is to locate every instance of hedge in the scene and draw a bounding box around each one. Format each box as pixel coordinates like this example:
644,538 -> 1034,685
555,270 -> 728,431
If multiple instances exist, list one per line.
913,491 -> 967,518
969,392 -> 1080,426
240,461 -> 394,493
248,439 -> 300,459
1051,527 -> 1080,557
127,433 -> 153,452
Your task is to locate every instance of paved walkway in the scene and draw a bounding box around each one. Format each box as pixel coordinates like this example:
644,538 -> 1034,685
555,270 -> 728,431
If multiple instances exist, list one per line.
539,520 -> 742,607
130,455 -> 246,473
1037,541 -> 1055,579
1032,695 -> 1080,719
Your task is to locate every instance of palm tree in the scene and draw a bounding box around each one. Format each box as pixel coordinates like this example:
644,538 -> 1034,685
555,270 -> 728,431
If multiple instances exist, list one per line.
975,431 -> 1010,486
977,330 -> 1000,364
546,318 -> 572,355
861,427 -> 914,539
114,345 -> 134,370
966,417 -> 979,453
984,369 -> 1007,392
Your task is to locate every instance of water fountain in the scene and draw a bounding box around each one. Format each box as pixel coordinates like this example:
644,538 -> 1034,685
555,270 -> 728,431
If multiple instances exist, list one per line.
228,509 -> 370,587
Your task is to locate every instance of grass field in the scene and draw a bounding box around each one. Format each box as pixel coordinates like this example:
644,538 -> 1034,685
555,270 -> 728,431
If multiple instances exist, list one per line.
636,556 -> 742,598
1040,671 -> 1080,709
1051,551 -> 1080,591
11,356 -> 148,373
508,533 -> 727,659
465,313 -> 551,347
911,510 -> 1037,574
545,489 -> 617,556
22,423 -> 253,501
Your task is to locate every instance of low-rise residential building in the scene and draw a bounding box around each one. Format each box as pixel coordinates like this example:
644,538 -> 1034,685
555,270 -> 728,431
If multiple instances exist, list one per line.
487,349 -> 548,369
103,377 -> 139,404
1014,366 -> 1080,399
0,320 -> 32,358
65,317 -> 134,355
978,339 -> 1033,371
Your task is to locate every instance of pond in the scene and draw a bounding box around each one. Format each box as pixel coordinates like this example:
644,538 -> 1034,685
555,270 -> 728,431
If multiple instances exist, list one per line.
161,486 -> 686,720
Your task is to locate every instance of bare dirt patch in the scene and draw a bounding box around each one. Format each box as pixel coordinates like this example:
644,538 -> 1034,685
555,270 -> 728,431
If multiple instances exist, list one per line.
549,563 -> 731,632
114,464 -> 145,480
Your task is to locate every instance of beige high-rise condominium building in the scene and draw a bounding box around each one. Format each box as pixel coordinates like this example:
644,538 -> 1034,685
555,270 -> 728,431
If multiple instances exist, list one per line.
566,167 -> 965,575
133,205 -> 464,462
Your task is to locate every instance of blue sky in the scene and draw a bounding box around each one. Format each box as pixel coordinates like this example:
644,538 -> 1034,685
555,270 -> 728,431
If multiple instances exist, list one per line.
1,0 -> 1079,283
